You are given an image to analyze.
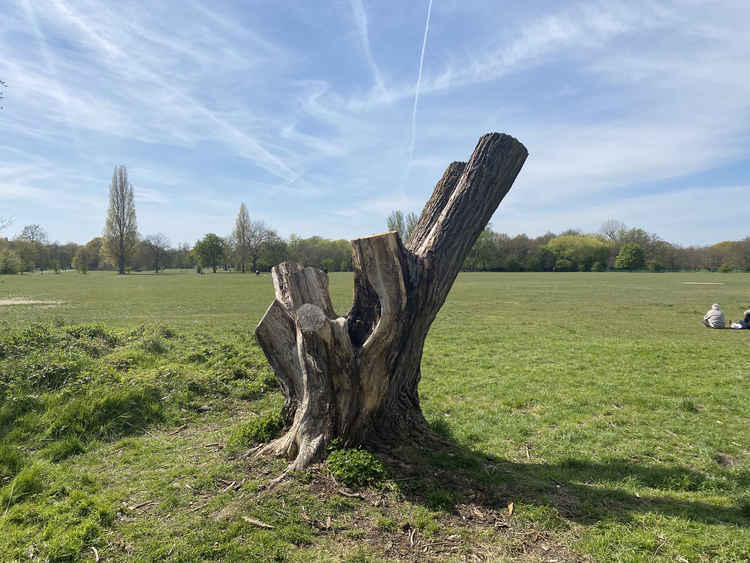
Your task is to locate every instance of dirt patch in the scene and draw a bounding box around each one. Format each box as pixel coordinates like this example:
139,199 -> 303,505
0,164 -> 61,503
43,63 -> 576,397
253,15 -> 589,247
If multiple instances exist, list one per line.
0,297 -> 64,306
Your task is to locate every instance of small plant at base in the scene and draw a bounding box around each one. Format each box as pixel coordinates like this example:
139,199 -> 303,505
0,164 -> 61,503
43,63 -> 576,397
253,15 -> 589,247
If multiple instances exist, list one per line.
226,411 -> 283,453
326,447 -> 387,488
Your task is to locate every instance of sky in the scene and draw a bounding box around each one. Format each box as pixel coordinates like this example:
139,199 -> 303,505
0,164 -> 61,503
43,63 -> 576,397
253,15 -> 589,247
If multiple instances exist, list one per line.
1,0 -> 749,247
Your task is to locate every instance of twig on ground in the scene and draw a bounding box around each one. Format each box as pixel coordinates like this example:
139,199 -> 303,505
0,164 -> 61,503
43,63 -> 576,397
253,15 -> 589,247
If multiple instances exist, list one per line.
242,516 -> 274,529
337,488 -> 364,499
168,424 -> 187,435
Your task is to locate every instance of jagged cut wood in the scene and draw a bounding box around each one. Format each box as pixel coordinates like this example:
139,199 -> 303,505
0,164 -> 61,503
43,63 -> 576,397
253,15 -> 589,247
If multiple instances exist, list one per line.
255,133 -> 528,475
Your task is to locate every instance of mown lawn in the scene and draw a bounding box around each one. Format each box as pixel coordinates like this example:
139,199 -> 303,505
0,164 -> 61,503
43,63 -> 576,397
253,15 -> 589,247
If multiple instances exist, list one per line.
1,270 -> 748,561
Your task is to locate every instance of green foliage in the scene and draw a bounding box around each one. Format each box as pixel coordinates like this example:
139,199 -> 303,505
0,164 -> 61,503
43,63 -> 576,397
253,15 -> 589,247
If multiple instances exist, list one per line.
326,447 -> 387,488
591,261 -> 606,272
615,242 -> 646,270
545,235 -> 611,272
554,257 -> 575,271
647,260 -> 665,272
0,248 -> 23,274
226,411 -> 284,453
193,233 -> 225,273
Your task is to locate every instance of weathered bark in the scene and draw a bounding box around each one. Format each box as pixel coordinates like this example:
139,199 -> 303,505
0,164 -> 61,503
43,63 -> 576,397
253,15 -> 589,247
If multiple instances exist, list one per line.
255,133 -> 528,474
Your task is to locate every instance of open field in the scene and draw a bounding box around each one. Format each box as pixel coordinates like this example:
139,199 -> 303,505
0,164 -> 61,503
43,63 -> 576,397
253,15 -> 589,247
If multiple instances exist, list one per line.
1,270 -> 748,561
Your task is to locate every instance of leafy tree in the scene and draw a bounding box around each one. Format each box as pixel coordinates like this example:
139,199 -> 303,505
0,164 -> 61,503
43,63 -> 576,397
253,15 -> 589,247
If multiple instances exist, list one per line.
72,247 -> 89,274
615,243 -> 645,270
463,228 -> 500,271
142,233 -> 170,273
0,248 -> 22,274
544,235 -> 610,272
104,166 -> 138,274
17,224 -> 48,271
193,233 -> 225,273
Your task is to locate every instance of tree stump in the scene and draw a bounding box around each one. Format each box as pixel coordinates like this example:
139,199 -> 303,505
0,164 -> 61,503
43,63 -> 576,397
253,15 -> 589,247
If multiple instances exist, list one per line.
255,133 -> 528,474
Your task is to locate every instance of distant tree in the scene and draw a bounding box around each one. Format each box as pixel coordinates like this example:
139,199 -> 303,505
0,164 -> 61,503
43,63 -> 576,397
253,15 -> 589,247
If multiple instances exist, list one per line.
193,233 -> 225,273
0,216 -> 11,232
463,228 -> 500,271
73,247 -> 89,274
84,237 -> 105,270
614,243 -> 645,270
544,235 -> 610,272
386,210 -> 418,243
247,220 -> 275,273
232,202 -> 251,272
259,236 -> 289,271
18,224 -> 47,244
0,248 -> 22,274
599,219 -> 627,242
17,224 -> 48,271
104,166 -> 138,274
142,233 -> 170,273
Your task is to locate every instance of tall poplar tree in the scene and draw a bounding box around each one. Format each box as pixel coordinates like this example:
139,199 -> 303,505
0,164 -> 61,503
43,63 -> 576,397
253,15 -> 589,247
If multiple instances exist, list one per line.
104,166 -> 138,274
232,202 -> 251,272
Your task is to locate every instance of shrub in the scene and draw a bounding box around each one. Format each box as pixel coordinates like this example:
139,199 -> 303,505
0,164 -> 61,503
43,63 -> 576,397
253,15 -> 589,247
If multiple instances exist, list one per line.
554,258 -> 574,272
591,261 -> 606,272
327,447 -> 387,488
226,412 -> 284,453
0,249 -> 23,274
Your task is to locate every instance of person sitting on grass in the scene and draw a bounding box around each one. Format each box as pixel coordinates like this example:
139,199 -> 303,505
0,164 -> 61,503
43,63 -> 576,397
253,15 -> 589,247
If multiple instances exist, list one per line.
703,303 -> 725,329
729,309 -> 750,329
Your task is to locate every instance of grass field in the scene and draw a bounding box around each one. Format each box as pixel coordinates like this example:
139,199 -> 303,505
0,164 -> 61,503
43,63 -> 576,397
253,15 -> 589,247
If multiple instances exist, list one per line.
1,270 -> 748,561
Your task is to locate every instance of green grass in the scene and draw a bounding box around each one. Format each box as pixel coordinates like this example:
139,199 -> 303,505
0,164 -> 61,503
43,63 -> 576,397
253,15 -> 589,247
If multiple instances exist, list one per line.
1,269 -> 748,561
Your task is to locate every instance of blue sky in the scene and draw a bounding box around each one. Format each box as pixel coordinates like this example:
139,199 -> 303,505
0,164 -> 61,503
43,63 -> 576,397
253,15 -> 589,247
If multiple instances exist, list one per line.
1,0 -> 749,247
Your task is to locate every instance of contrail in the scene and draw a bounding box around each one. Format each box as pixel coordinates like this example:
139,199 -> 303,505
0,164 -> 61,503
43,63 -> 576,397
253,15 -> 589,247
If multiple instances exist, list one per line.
407,0 -> 433,166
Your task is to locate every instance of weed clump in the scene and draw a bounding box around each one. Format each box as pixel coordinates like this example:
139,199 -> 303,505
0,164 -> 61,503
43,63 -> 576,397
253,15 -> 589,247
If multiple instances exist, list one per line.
0,463 -> 47,508
0,444 -> 25,480
47,385 -> 163,442
226,411 -> 284,453
326,447 -> 387,488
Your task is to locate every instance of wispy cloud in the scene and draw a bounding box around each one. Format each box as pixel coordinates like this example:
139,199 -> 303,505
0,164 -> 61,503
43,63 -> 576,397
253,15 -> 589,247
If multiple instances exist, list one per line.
349,0 -> 385,93
406,0 -> 433,167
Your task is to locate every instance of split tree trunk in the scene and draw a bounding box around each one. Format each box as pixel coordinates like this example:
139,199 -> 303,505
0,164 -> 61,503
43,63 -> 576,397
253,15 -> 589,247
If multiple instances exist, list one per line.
255,133 -> 528,474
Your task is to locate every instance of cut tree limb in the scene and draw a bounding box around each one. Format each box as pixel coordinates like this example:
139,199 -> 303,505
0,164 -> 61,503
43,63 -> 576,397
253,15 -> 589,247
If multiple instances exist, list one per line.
255,132 -> 527,474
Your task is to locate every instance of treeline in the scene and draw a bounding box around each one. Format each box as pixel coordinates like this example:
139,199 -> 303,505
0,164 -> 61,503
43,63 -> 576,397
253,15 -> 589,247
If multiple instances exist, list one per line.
2,220 -> 749,275
462,225 -> 750,272
0,229 -> 353,275
2,195 -> 750,275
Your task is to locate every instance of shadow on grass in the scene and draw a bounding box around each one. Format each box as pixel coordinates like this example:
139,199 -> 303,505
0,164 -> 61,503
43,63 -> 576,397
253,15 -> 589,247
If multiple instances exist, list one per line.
384,430 -> 749,528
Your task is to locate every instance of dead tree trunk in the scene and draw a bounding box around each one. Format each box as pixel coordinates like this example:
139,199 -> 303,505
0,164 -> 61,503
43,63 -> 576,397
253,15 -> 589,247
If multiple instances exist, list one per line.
255,133 -> 528,474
